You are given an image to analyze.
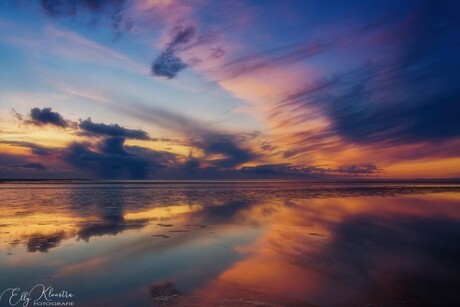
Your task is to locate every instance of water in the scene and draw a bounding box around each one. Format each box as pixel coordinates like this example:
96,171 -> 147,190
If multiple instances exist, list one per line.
1,181 -> 460,306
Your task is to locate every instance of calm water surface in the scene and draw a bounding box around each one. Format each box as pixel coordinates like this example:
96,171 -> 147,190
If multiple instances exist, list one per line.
1,181 -> 460,306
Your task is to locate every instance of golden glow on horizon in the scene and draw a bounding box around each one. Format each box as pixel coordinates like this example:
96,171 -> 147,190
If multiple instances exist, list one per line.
384,157 -> 460,178
2,88 -> 460,178
0,144 -> 30,156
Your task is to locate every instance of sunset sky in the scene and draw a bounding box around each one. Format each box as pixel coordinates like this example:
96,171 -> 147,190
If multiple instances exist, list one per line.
1,0 -> 459,179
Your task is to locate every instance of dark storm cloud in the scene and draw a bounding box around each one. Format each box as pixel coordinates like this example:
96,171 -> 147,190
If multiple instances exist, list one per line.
276,0 -> 460,146
126,145 -> 180,168
119,104 -> 256,168
26,107 -> 69,127
192,134 -> 254,168
63,137 -> 151,179
79,118 -> 151,140
151,21 -> 195,79
62,137 -> 183,179
98,136 -> 129,155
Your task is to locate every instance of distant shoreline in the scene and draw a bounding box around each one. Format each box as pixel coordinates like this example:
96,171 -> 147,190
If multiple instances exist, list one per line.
1,178 -> 460,184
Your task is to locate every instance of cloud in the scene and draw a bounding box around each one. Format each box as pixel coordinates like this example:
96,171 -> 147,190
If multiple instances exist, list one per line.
63,137 -> 152,179
26,107 -> 69,128
77,220 -> 148,242
10,108 -> 23,121
151,48 -> 189,79
151,21 -> 196,79
239,163 -> 294,175
192,135 -> 254,168
62,136 -> 183,179
191,199 -> 255,224
168,21 -> 196,47
240,163 -> 380,177
151,20 -> 226,79
119,103 -> 256,168
335,164 -> 378,174
0,140 -> 58,156
208,47 -> 225,60
274,0 -> 460,148
15,107 -> 154,140
0,153 -> 55,178
126,145 -> 180,168
213,40 -> 326,80
27,232 -> 64,253
79,118 -> 151,140
311,215 -> 460,305
19,162 -> 46,170
40,0 -> 125,16
38,0 -> 130,35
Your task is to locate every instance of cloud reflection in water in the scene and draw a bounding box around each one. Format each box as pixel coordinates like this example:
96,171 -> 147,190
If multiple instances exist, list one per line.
0,183 -> 459,306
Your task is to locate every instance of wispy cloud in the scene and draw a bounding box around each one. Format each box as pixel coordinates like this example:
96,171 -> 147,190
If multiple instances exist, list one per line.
267,0 -> 460,166
78,118 -> 151,140
214,41 -> 326,80
151,20 -> 231,79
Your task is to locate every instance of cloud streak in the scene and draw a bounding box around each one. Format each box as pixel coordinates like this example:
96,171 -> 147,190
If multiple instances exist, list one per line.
216,41 -> 326,80
240,163 -> 380,177
79,118 -> 151,140
268,0 -> 460,166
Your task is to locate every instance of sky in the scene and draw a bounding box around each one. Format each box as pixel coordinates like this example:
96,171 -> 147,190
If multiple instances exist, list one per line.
0,0 -> 459,179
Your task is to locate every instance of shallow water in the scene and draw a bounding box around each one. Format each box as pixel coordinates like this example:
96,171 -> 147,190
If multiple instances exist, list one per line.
1,181 -> 460,306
